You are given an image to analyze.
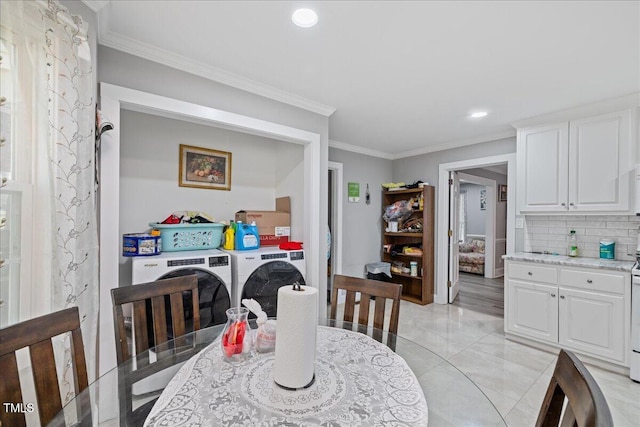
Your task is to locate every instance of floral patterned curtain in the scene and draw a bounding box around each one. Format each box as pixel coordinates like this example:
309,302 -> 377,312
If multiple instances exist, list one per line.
1,0 -> 98,396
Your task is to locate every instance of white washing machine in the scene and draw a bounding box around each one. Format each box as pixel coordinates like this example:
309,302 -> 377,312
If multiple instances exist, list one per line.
224,247 -> 306,318
132,249 -> 232,330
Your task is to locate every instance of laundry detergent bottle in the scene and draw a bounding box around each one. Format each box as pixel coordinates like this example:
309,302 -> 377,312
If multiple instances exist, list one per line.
223,221 -> 235,250
235,221 -> 260,250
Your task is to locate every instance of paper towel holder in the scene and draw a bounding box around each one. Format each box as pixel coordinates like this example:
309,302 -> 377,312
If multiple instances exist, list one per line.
275,374 -> 316,391
292,282 -> 304,291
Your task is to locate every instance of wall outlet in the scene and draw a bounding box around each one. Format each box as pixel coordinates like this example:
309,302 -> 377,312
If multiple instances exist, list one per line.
515,218 -> 524,229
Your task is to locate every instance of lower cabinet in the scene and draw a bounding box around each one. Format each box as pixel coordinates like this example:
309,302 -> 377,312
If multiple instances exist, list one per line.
506,280 -> 558,343
505,260 -> 630,366
558,288 -> 625,362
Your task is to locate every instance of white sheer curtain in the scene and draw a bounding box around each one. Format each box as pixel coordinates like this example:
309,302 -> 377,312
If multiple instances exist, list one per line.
1,0 -> 98,394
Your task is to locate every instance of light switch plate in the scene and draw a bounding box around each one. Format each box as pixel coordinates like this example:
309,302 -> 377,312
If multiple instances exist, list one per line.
515,218 -> 524,229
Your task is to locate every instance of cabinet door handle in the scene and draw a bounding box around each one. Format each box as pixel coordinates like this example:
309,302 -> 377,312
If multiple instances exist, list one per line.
561,202 -> 566,207
560,295 -> 565,299
550,293 -> 556,297
0,258 -> 4,268
527,272 -> 533,276
586,279 -> 593,284
569,202 -> 575,207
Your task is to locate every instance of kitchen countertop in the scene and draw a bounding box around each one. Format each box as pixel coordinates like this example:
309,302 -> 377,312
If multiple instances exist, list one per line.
503,252 -> 636,272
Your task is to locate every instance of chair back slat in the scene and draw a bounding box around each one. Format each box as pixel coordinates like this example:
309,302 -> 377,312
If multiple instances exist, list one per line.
536,349 -> 613,427
330,275 -> 402,349
169,293 -> 186,339
132,300 -> 150,358
191,290 -> 201,331
358,294 -> 371,326
0,353 -> 26,427
343,291 -> 356,323
373,298 -> 386,330
151,295 -> 169,346
30,340 -> 64,425
0,306 -> 89,427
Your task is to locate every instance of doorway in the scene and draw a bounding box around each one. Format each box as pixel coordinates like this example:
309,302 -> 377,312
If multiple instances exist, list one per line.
436,154 -> 516,306
327,161 -> 343,303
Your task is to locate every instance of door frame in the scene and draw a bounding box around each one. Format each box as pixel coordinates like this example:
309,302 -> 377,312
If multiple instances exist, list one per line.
436,154 -> 516,305
328,161 -> 343,277
457,172 -> 497,279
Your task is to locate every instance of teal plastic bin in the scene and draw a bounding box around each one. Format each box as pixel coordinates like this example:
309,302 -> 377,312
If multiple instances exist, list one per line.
149,222 -> 224,252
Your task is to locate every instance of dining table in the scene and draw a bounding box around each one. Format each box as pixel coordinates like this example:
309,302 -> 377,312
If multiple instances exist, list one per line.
47,319 -> 506,426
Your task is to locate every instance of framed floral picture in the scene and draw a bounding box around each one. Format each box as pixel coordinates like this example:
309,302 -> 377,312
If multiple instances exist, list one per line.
179,144 -> 232,191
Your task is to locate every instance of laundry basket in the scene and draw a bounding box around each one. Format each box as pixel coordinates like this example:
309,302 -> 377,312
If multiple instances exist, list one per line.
149,222 -> 225,252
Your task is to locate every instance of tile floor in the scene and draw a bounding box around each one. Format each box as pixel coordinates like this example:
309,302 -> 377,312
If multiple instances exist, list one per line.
395,301 -> 640,427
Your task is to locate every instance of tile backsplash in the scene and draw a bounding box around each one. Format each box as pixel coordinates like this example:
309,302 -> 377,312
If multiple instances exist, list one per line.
523,215 -> 640,261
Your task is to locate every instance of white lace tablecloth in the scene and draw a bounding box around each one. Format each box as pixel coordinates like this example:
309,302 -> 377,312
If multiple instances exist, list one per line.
144,326 -> 428,426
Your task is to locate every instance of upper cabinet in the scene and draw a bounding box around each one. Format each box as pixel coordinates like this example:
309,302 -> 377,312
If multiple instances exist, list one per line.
517,108 -> 636,214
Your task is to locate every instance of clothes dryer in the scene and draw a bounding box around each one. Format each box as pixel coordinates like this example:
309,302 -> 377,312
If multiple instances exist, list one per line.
132,249 -> 232,330
224,247 -> 306,318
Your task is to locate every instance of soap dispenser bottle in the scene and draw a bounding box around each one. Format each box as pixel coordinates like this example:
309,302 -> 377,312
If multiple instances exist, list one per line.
568,230 -> 578,257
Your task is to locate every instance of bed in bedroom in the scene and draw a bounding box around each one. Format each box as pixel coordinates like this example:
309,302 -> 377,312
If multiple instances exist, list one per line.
458,237 -> 485,275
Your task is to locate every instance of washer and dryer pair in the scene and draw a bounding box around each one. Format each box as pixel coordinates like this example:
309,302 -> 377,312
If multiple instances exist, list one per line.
131,246 -> 306,326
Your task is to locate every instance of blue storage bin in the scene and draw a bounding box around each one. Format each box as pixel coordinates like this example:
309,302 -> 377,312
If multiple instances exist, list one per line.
149,222 -> 225,252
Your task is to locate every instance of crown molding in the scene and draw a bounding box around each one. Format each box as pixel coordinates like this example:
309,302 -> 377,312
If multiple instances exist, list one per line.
81,0 -> 109,12
328,139 -> 394,160
96,23 -> 336,117
510,92 -> 640,129
391,130 -> 517,160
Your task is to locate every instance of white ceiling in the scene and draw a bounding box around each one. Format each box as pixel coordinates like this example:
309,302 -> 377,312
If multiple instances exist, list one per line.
89,1 -> 640,158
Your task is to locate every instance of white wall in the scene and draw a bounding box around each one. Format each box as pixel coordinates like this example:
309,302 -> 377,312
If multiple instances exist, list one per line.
329,148 -> 392,278
118,110 -> 304,284
460,183 -> 486,237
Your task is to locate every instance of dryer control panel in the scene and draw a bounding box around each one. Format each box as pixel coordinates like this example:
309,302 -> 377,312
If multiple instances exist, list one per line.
290,251 -> 304,261
261,253 -> 288,260
209,256 -> 229,267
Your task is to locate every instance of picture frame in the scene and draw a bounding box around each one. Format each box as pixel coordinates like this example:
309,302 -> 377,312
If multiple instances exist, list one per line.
480,189 -> 486,210
179,144 -> 232,191
498,184 -> 508,202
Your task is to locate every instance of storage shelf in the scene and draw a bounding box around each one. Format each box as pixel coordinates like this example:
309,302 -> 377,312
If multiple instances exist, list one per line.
382,185 -> 435,306
391,272 -> 422,280
384,232 -> 422,237
384,253 -> 422,258
383,188 -> 423,195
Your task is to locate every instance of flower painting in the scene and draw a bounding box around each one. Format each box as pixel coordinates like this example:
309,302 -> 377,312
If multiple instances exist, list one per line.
179,144 -> 232,190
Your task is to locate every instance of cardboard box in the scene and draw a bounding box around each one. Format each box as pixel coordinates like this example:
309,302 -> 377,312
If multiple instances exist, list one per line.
235,197 -> 291,246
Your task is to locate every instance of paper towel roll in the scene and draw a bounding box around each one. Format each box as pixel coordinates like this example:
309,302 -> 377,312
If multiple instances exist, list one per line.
273,284 -> 318,389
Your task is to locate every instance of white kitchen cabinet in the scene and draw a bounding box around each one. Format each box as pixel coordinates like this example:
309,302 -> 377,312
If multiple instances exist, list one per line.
506,279 -> 558,343
517,109 -> 634,213
558,288 -> 625,363
504,260 -> 631,367
517,123 -> 569,212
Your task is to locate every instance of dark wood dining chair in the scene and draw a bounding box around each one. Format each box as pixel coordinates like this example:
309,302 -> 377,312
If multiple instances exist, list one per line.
329,274 -> 402,349
536,349 -> 613,427
0,306 -> 89,427
111,275 -> 201,425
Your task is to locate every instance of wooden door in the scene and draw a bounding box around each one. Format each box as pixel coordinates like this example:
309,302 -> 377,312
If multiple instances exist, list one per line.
448,171 -> 460,303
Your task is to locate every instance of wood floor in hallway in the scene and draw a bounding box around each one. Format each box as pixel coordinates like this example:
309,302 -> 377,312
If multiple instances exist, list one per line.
452,272 -> 504,317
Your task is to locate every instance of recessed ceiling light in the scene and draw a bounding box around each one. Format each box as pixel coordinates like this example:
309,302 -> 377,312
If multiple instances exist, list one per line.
292,8 -> 318,28
470,111 -> 488,118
